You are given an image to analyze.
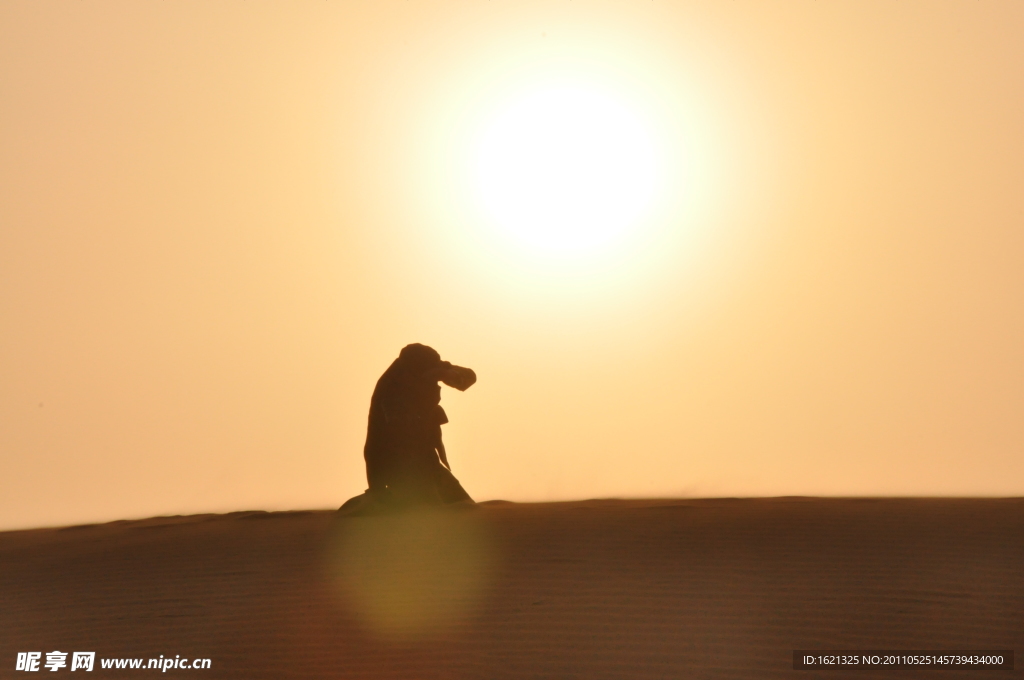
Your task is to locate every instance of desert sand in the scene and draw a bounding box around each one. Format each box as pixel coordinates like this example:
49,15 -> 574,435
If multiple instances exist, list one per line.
2,498 -> 1020,679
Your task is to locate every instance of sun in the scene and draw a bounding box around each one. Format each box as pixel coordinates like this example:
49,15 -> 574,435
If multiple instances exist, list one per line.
473,84 -> 660,257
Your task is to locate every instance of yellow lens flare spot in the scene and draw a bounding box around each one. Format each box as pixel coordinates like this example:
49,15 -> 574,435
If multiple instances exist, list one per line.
326,510 -> 496,639
474,85 -> 660,257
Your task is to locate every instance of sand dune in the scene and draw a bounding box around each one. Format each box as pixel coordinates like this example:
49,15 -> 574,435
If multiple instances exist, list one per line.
2,498 -> 1020,678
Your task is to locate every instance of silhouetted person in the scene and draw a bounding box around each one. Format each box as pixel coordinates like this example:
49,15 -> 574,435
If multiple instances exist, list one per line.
355,343 -> 476,508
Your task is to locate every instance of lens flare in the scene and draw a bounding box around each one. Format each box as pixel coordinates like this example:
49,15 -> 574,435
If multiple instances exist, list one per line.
326,509 -> 496,638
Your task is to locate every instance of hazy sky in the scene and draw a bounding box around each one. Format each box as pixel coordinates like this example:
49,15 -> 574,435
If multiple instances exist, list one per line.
2,1 -> 1022,530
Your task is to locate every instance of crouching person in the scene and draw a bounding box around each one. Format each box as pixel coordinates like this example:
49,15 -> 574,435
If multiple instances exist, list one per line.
341,343 -> 476,512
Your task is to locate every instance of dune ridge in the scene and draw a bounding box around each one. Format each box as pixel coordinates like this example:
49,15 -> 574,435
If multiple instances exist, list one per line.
2,498 -> 1021,679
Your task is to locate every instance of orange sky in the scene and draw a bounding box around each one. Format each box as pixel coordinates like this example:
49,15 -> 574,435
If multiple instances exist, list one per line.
2,1 -> 1022,530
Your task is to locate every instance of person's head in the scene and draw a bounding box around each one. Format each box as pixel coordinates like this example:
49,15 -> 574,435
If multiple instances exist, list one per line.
397,343 -> 441,373
396,343 -> 476,391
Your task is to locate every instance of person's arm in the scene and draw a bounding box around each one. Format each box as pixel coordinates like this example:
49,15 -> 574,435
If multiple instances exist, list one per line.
439,363 -> 476,391
436,439 -> 451,471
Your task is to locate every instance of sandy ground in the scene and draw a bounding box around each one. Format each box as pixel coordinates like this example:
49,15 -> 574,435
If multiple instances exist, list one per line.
1,498 -> 1021,679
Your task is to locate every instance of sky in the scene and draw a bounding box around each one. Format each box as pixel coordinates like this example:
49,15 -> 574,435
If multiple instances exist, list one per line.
1,1 -> 1022,531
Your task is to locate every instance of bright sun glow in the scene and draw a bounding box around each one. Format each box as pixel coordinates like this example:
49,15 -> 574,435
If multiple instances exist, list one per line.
473,85 -> 660,256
